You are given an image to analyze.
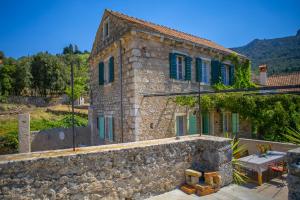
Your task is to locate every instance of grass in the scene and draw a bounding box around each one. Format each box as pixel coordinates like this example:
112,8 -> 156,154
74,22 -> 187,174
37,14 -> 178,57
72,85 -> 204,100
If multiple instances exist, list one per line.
0,104 -> 88,154
0,104 -> 88,136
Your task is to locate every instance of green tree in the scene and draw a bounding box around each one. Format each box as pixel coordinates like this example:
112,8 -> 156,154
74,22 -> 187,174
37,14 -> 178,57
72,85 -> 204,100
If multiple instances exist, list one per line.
31,52 -> 67,97
62,47 -> 89,103
0,57 -> 16,96
12,57 -> 32,95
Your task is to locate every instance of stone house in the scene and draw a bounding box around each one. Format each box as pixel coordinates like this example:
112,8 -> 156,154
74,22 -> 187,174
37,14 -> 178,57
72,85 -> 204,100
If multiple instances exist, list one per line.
88,9 -> 251,145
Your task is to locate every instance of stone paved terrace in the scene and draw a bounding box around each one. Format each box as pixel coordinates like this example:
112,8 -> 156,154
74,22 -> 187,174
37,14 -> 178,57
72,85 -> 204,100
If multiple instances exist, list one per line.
147,177 -> 288,200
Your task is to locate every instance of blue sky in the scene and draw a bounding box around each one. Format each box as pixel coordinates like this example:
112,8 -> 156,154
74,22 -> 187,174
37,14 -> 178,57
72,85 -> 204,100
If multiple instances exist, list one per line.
1,0 -> 299,58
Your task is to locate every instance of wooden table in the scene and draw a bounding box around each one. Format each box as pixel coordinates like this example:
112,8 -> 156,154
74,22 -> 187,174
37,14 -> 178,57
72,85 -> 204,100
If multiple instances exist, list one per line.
238,151 -> 287,185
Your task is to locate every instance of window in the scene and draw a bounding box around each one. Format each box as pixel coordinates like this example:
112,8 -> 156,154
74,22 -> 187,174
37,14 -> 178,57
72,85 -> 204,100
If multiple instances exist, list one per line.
202,60 -> 211,84
104,61 -> 109,84
188,113 -> 197,135
169,53 -> 191,81
176,56 -> 185,80
222,64 -> 230,85
99,56 -> 114,85
103,18 -> 109,39
222,112 -> 231,133
202,112 -> 210,135
176,115 -> 186,136
232,113 -> 239,135
98,115 -> 114,142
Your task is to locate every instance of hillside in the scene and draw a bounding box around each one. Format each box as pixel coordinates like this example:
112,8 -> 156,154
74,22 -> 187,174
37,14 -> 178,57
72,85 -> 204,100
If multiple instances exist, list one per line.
232,29 -> 300,75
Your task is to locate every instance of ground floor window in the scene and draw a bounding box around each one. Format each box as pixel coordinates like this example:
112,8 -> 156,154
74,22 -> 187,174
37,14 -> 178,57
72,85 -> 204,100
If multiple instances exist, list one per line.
232,113 -> 239,135
176,115 -> 186,136
202,112 -> 210,135
98,115 -> 114,142
222,112 -> 239,136
222,112 -> 231,133
188,113 -> 198,134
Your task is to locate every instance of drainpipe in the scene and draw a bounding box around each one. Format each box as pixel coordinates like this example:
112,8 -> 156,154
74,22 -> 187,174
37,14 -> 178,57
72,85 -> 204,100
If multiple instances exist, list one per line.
198,80 -> 202,136
119,40 -> 124,143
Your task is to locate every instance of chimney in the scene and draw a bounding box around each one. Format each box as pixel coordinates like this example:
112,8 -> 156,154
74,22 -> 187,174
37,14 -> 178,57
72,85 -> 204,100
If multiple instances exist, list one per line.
259,64 -> 267,85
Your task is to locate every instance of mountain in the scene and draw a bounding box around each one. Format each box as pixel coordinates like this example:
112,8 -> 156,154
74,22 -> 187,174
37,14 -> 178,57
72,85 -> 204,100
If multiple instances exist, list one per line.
232,30 -> 300,75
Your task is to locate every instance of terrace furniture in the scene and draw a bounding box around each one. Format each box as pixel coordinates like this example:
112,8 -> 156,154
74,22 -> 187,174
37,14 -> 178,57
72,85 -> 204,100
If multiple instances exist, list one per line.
268,161 -> 287,185
238,151 -> 287,185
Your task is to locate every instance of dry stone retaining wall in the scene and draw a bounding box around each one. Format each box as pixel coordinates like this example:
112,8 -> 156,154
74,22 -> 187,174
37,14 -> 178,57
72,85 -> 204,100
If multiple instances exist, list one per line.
0,135 -> 232,200
287,147 -> 300,200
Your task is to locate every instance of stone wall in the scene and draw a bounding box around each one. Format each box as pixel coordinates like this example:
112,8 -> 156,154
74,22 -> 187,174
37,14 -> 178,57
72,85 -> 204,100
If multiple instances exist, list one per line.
287,147 -> 300,200
31,127 -> 91,152
0,135 -> 232,200
8,95 -> 68,107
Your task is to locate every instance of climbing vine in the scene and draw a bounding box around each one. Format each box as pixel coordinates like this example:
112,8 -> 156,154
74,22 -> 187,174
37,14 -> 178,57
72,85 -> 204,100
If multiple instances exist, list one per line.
174,94 -> 300,142
213,53 -> 256,90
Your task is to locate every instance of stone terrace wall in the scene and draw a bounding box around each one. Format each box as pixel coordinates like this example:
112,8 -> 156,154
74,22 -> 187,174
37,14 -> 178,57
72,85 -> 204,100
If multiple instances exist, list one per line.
287,147 -> 300,200
31,127 -> 91,152
240,138 -> 299,155
0,135 -> 232,200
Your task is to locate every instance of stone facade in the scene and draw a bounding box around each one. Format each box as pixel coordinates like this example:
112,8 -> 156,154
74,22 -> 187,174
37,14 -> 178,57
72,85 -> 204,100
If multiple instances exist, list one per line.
0,135 -> 232,200
89,10 -> 252,145
287,147 -> 300,200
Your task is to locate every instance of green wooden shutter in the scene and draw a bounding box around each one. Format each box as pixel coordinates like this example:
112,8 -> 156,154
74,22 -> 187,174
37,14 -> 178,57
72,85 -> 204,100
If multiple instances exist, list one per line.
232,113 -> 239,135
211,60 -> 221,84
99,62 -> 104,85
185,56 -> 192,81
202,112 -> 210,135
196,58 -> 202,82
229,65 -> 235,85
109,57 -> 114,82
188,113 -> 197,134
98,116 -> 105,139
221,64 -> 226,84
108,117 -> 113,141
169,53 -> 177,79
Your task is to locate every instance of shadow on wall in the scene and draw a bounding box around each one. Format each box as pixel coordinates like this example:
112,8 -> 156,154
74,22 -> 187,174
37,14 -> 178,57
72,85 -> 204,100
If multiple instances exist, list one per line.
31,127 -> 91,152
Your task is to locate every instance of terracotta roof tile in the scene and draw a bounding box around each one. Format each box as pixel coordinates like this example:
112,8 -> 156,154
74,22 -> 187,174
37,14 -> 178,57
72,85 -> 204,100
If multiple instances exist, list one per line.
108,10 -> 242,56
267,72 -> 300,86
267,72 -> 300,91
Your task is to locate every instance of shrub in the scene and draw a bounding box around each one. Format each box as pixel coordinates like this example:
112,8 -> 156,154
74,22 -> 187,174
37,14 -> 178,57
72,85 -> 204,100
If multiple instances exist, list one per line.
0,131 -> 18,154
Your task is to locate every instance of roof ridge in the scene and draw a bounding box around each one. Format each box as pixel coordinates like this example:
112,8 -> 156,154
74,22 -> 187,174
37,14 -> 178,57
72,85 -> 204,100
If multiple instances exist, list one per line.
107,9 -> 213,43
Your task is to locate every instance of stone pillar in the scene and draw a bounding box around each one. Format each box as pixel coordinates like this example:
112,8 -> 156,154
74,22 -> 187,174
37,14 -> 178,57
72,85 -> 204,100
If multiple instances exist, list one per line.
287,147 -> 300,200
18,113 -> 31,153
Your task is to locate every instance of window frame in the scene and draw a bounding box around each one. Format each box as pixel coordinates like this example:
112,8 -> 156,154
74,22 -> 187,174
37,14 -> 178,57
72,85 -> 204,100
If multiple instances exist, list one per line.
102,56 -> 113,85
176,55 -> 185,80
223,64 -> 230,86
201,58 -> 211,85
223,112 -> 231,133
97,114 -> 114,142
175,113 -> 187,136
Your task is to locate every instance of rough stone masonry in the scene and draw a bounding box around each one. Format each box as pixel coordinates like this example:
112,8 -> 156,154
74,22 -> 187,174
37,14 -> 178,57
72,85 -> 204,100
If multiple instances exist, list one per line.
287,147 -> 300,200
0,135 -> 232,200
